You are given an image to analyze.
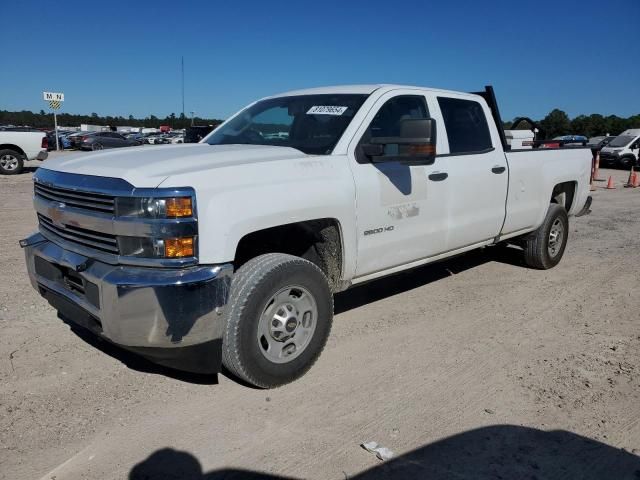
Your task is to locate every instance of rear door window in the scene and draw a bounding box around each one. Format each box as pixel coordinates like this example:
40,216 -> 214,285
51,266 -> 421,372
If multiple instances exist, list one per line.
437,97 -> 492,154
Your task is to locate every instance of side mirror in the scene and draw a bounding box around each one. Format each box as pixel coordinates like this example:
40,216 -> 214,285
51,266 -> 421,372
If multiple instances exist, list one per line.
361,118 -> 437,165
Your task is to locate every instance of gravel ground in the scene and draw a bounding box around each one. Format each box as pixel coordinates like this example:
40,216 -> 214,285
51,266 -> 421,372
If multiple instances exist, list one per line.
1,159 -> 639,479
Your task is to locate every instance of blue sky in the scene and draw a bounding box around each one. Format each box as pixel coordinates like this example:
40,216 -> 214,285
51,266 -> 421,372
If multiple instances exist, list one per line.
2,0 -> 639,121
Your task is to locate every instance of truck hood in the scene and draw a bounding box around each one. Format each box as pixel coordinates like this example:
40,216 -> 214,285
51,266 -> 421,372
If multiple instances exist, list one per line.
41,144 -> 307,188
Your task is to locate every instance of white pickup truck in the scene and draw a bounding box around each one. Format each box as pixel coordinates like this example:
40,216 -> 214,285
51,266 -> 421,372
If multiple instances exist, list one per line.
21,85 -> 592,388
0,130 -> 48,174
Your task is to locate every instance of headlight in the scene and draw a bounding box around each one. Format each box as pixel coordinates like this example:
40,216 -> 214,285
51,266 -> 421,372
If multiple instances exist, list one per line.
118,236 -> 196,258
114,190 -> 197,260
117,196 -> 193,218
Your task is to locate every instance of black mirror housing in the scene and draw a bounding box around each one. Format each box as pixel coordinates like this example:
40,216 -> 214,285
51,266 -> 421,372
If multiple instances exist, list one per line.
363,118 -> 437,165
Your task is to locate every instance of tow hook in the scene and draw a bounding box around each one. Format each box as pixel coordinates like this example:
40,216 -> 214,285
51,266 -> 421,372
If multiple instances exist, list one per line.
19,234 -> 47,248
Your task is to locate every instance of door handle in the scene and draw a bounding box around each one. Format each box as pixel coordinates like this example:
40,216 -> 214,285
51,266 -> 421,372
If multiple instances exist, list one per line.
491,166 -> 506,174
428,172 -> 448,181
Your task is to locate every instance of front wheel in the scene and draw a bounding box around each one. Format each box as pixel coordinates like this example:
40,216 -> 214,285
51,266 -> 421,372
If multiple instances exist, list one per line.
523,203 -> 569,269
619,156 -> 637,169
222,253 -> 333,388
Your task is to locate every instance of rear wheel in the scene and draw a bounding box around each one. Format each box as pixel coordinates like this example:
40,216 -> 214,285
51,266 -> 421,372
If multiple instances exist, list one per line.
523,203 -> 569,269
0,149 -> 24,175
92,143 -> 104,151
222,253 -> 333,388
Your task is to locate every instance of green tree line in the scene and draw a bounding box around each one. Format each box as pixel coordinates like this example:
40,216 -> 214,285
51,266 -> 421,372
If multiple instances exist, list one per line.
1,108 -> 638,139
0,110 -> 223,130
504,109 -> 640,139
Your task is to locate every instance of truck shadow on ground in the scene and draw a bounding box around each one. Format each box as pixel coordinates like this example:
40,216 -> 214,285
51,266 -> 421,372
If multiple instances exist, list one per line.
13,166 -> 39,175
62,245 -> 524,385
61,319 -> 220,385
335,244 -> 524,314
128,425 -> 640,479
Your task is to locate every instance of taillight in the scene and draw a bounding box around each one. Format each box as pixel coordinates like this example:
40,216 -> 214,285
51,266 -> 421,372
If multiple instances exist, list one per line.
41,137 -> 48,149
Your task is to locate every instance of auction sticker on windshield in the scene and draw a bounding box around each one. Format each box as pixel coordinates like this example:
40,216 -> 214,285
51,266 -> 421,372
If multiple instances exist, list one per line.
307,106 -> 348,115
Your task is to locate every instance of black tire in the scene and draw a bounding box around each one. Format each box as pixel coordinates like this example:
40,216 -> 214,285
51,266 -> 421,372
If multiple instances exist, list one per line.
92,143 -> 104,151
0,149 -> 24,175
222,253 -> 333,388
619,156 -> 637,169
523,203 -> 569,269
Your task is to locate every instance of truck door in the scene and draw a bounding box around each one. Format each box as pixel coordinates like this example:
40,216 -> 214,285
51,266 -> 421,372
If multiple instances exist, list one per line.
436,95 -> 509,250
347,91 -> 449,277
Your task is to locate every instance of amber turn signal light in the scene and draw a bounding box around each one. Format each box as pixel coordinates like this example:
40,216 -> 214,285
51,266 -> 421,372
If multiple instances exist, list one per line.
165,197 -> 193,218
164,237 -> 195,258
408,144 -> 436,155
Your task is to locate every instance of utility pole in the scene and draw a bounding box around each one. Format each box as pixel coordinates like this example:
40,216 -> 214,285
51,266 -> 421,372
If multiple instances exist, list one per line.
53,110 -> 59,151
181,56 -> 185,120
190,111 -> 195,127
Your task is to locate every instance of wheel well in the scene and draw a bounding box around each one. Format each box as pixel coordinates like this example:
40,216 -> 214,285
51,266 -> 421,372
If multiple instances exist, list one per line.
234,219 -> 343,291
551,181 -> 576,211
0,144 -> 26,158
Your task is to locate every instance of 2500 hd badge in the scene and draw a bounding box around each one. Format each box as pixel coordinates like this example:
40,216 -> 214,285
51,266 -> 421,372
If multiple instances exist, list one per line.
364,226 -> 394,236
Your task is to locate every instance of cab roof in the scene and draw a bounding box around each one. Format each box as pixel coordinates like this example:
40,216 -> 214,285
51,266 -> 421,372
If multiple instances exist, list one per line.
270,84 -> 481,99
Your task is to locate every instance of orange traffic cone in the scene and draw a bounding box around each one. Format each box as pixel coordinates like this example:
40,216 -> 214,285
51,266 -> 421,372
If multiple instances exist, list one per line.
624,167 -> 635,187
606,176 -> 615,189
593,151 -> 604,181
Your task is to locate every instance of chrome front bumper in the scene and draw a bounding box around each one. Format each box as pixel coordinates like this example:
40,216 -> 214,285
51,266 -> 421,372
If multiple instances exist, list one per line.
22,232 -> 232,372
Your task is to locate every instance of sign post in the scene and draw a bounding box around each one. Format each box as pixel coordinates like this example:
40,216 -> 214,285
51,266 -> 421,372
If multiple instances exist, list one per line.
43,92 -> 64,151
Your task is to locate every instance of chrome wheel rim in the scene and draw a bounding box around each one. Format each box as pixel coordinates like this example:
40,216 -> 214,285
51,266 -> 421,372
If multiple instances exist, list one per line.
92,143 -> 103,151
257,285 -> 318,364
0,154 -> 19,171
548,218 -> 564,258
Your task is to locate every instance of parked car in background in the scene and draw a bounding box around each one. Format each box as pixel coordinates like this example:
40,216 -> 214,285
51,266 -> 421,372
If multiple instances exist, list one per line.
588,136 -> 616,150
157,132 -> 184,144
46,130 -> 73,151
599,129 -> 640,168
144,132 -> 166,144
184,125 -> 215,143
552,135 -> 588,146
125,133 -> 145,143
68,131 -> 90,149
0,130 -> 48,174
78,132 -> 142,151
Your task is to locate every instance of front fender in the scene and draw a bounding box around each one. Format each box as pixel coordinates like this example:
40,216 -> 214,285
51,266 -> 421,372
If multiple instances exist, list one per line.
160,155 -> 359,280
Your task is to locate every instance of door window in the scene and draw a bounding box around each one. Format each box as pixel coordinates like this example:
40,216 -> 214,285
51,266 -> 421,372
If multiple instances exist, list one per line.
357,95 -> 428,162
437,97 -> 492,154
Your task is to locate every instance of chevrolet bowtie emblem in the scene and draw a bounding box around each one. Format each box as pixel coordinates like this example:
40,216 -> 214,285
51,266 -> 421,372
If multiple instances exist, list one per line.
48,202 -> 67,228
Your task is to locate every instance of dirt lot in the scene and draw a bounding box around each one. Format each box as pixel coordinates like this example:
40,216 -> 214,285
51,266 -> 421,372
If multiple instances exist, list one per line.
1,159 -> 639,479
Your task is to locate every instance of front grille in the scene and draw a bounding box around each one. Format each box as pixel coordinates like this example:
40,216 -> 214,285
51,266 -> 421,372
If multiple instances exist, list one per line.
38,213 -> 119,254
34,182 -> 115,214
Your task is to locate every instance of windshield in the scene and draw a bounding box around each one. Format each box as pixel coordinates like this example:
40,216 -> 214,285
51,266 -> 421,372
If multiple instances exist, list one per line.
608,135 -> 636,148
206,94 -> 369,155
